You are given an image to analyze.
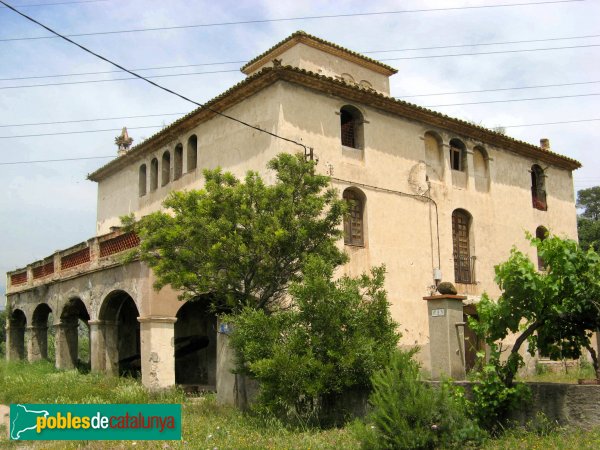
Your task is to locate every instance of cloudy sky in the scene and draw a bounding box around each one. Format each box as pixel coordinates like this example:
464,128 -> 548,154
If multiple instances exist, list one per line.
1,0 -> 599,303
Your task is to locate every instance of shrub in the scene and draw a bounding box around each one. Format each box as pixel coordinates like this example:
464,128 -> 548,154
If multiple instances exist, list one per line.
353,349 -> 485,449
226,256 -> 399,426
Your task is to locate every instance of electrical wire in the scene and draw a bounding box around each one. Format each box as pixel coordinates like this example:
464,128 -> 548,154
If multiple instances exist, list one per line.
0,112 -> 186,128
0,124 -> 162,139
0,0 -> 107,7
0,1 -> 310,153
0,155 -> 114,165
0,69 -> 241,90
0,1 -> 584,42
397,80 -> 600,98
424,92 -> 600,107
380,43 -> 600,61
3,33 -> 599,82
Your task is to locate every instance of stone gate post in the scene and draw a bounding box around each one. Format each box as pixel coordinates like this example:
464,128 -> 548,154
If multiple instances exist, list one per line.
138,316 -> 176,390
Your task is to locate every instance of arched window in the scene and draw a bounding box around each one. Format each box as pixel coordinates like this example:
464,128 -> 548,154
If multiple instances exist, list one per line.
531,165 -> 547,210
536,226 -> 548,270
174,144 -> 183,180
452,209 -> 474,284
150,158 -> 158,191
449,138 -> 467,172
138,164 -> 147,197
187,135 -> 198,172
343,188 -> 365,246
340,105 -> 364,150
162,151 -> 171,186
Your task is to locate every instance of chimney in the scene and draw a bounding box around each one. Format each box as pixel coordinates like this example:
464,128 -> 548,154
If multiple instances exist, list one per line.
540,138 -> 550,150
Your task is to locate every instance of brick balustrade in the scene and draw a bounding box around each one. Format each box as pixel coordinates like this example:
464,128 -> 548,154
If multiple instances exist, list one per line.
7,230 -> 139,291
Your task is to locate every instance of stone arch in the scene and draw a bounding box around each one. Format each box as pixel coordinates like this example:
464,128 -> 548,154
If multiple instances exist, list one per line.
7,308 -> 27,361
423,131 -> 444,181
99,290 -> 141,377
174,143 -> 183,180
174,298 -> 217,388
473,146 -> 490,192
161,150 -> 171,186
30,303 -> 52,361
57,297 -> 90,370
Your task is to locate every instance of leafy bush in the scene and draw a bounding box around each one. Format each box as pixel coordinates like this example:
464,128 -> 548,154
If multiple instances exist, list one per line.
354,350 -> 485,449
226,257 -> 399,425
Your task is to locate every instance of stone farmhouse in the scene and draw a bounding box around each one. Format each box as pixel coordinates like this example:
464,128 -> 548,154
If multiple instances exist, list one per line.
5,32 -> 584,393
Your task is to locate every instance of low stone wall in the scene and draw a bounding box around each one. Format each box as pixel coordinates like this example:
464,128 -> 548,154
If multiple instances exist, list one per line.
450,381 -> 600,428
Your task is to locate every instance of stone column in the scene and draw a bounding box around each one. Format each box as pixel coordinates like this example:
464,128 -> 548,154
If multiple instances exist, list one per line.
464,149 -> 475,191
138,316 -> 177,390
26,325 -> 48,362
88,320 -> 105,373
6,323 -> 25,361
216,319 -> 236,406
54,321 -> 78,370
423,294 -> 467,380
103,320 -> 119,376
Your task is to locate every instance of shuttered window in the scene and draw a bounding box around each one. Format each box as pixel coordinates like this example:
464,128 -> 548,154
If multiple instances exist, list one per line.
452,210 -> 472,283
343,189 -> 364,246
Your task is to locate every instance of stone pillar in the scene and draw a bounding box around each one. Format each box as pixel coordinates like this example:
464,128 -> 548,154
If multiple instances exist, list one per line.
103,320 -> 119,376
138,316 -> 177,390
6,323 -> 25,361
54,321 -> 78,370
423,294 -> 467,380
88,320 -> 105,373
216,319 -> 236,406
465,149 -> 475,190
26,325 -> 48,362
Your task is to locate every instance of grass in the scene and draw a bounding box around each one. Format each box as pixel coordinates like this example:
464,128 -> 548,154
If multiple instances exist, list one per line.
1,360 -> 600,449
517,360 -> 597,384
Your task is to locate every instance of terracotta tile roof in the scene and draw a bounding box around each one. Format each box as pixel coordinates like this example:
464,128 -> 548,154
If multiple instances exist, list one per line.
88,63 -> 580,181
240,30 -> 398,76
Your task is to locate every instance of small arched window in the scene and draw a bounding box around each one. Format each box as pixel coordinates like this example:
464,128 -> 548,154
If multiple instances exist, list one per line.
452,209 -> 474,284
473,146 -> 490,192
187,135 -> 198,172
138,164 -> 147,197
174,144 -> 183,180
162,151 -> 171,186
531,165 -> 547,211
449,138 -> 467,172
536,226 -> 548,270
343,188 -> 365,246
340,105 -> 364,150
424,131 -> 443,181
150,158 -> 158,191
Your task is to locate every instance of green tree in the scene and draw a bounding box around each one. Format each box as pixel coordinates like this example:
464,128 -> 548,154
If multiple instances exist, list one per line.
469,234 -> 600,428
226,257 -> 399,424
577,186 -> 600,251
125,153 -> 346,312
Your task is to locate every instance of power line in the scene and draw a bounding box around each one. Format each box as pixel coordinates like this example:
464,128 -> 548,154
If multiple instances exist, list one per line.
0,0 -> 107,7
3,33 -> 599,82
0,1 -> 584,42
0,124 -> 162,139
0,68 -> 241,90
0,155 -> 113,166
0,1 -> 309,153
380,43 -> 600,61
3,117 -> 600,140
0,112 -> 186,128
397,80 -> 600,98
425,92 -> 600,107
2,43 -> 599,91
363,33 -> 600,54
